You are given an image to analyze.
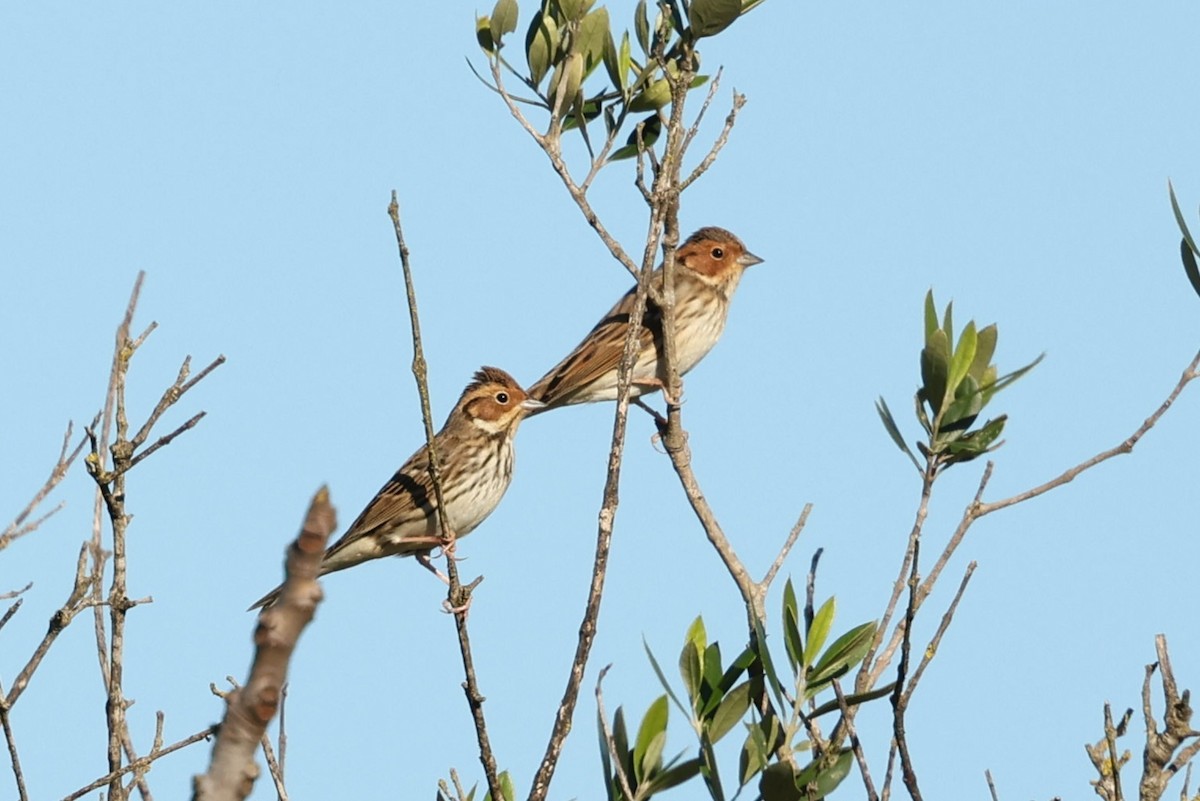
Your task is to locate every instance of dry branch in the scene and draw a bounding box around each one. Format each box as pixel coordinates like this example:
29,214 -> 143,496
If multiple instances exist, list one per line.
193,487 -> 335,801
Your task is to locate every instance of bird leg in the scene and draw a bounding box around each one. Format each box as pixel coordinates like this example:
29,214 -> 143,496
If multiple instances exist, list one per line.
415,552 -> 451,585
632,377 -> 683,406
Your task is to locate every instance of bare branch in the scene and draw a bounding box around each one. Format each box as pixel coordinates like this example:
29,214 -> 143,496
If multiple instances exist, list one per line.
64,726 -> 216,801
193,487 -> 336,801
903,562 -> 977,700
834,680 -> 878,801
388,196 -> 505,801
763,504 -> 813,589
1,421 -> 87,552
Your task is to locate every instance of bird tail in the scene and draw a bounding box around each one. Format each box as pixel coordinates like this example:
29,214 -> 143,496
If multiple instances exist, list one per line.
247,585 -> 282,611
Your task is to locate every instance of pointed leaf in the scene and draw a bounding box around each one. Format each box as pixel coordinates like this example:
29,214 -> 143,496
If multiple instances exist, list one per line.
920,329 -> 950,417
989,352 -> 1044,394
812,750 -> 854,797
700,641 -> 724,716
923,290 -> 937,343
679,641 -> 702,709
939,374 -> 982,432
689,0 -> 742,37
610,113 -> 661,160
968,323 -> 997,383
618,31 -> 631,90
808,621 -> 877,692
1169,179 -> 1199,256
740,721 -> 770,786
941,300 -> 954,343
482,771 -> 516,801
782,577 -> 798,621
634,0 -> 650,54
707,681 -> 751,744
577,7 -> 610,77
643,637 -> 688,716
718,645 -> 755,695
947,320 -> 978,399
597,707 -> 617,801
525,12 -> 559,86
633,695 -> 669,782
557,0 -> 591,21
752,617 -> 787,711
602,28 -> 621,88
1182,239 -> 1200,300
476,15 -> 495,53
875,397 -> 920,471
613,706 -> 633,785
782,606 -> 802,673
760,762 -> 802,801
808,682 -> 898,719
490,0 -> 519,42
629,77 -> 671,111
642,756 -> 702,794
802,597 -> 834,668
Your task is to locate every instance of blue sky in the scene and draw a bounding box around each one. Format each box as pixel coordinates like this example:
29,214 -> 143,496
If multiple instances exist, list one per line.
3,2 -> 1200,799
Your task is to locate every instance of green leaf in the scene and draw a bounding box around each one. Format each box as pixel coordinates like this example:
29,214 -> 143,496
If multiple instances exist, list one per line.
618,31 -> 631,90
577,7 -> 610,77
700,641 -> 724,716
482,771 -> 516,801
740,718 -> 772,786
597,707 -> 616,801
808,621 -> 877,692
920,329 -> 951,417
782,604 -> 802,673
613,706 -> 633,787
941,299 -> 954,343
802,597 -> 834,668
641,757 -> 702,794
633,695 -> 669,782
634,0 -> 650,54
602,29 -> 621,89
476,15 -> 495,53
946,415 -> 1006,460
689,0 -> 742,37
808,681 -> 897,719
525,12 -> 558,86
643,637 -> 689,716
968,323 -> 997,383
988,352 -> 1044,395
706,681 -> 751,744
718,645 -> 755,695
947,320 -> 977,400
628,77 -> 671,111
782,577 -> 798,622
923,290 -> 938,343
1169,179 -> 1200,256
760,761 -> 802,801
939,374 -> 982,433
679,641 -> 702,709
548,51 -> 584,115
751,617 -> 786,711
791,750 -> 854,799
1182,239 -> 1200,300
875,397 -> 921,471
490,0 -> 519,42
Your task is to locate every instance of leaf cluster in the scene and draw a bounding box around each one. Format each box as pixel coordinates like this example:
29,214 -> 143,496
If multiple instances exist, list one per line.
599,582 -> 880,800
475,0 -> 760,159
877,291 -> 1041,475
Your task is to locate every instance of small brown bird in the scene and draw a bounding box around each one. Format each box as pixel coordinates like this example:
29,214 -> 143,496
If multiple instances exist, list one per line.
527,227 -> 762,411
249,367 -> 542,610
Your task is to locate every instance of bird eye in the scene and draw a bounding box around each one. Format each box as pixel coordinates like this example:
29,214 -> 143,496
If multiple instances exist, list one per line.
495,391 -> 509,404
711,247 -> 724,258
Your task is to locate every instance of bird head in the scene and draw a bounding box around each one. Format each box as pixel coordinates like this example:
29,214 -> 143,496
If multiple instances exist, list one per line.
457,366 -> 544,436
676,227 -> 764,293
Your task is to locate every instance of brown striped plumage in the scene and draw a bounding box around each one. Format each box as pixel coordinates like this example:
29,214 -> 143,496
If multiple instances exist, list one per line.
249,367 -> 541,610
527,227 -> 762,411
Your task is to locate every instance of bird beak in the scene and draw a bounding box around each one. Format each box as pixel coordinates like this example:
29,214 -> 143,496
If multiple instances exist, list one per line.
739,250 -> 764,267
521,398 -> 547,412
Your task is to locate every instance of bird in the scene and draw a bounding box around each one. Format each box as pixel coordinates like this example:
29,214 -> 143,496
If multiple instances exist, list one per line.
526,227 -> 762,411
249,366 -> 543,610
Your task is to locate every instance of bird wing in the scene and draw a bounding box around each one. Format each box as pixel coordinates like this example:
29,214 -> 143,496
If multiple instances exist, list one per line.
529,281 -> 662,407
319,446 -> 440,571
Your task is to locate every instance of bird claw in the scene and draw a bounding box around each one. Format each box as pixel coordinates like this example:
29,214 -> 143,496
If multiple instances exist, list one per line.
441,596 -> 472,616
416,552 -> 452,585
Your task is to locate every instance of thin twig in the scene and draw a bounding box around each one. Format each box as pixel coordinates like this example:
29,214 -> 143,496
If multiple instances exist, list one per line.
388,196 -> 503,801
903,561 -> 976,699
1,421 -> 87,551
65,726 -> 216,801
984,769 -> 1000,801
763,505 -> 813,590
595,666 -> 637,800
833,680 -> 878,801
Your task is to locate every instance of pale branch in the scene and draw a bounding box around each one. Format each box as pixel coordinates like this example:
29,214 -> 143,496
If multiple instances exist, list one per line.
1,421 -> 87,552
976,350 -> 1200,517
833,680 -> 878,801
1085,704 -> 1132,801
903,561 -> 976,700
984,769 -> 999,801
65,726 -> 217,801
528,217 -> 653,801
681,88 -> 747,193
595,666 -> 637,801
487,56 -> 640,280
1140,635 -> 1200,801
763,504 -> 813,590
1,700 -> 28,801
387,196 -> 504,801
5,543 -> 101,708
193,487 -> 335,801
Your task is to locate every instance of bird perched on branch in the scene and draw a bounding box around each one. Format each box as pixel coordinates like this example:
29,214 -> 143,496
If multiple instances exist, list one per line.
249,366 -> 542,610
527,227 -> 762,411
